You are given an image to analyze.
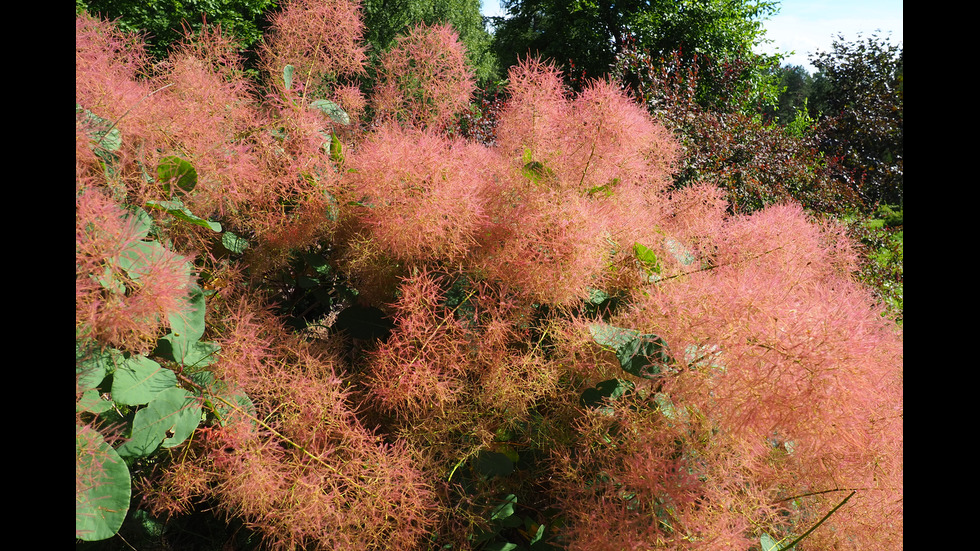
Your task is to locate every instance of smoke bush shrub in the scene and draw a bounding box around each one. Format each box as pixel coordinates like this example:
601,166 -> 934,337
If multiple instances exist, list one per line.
562,204 -> 903,549
476,58 -> 684,305
77,6 -> 901,549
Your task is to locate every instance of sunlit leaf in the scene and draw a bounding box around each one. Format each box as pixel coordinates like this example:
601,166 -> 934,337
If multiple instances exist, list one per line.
157,155 -> 197,195
310,99 -> 350,125
76,425 -> 131,541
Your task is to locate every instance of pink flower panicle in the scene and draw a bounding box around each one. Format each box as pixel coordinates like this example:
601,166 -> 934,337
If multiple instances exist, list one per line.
344,124 -> 489,264
372,23 -> 476,130
259,0 -> 367,94
76,189 -> 195,353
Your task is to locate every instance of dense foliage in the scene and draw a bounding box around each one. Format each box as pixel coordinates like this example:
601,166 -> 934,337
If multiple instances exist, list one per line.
361,0 -> 498,84
810,33 -> 903,209
77,3 -> 902,550
75,0 -> 500,86
764,64 -> 824,125
612,40 -> 857,215
75,0 -> 278,58
490,0 -> 782,104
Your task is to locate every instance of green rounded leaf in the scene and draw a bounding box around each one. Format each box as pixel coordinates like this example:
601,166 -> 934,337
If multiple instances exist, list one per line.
183,340 -> 221,368
76,425 -> 131,541
490,494 -> 518,521
123,207 -> 154,241
654,392 -> 688,423
77,105 -> 122,152
588,323 -> 639,349
760,533 -> 781,551
684,343 -> 725,372
329,131 -> 344,163
310,99 -> 351,125
213,388 -> 258,428
616,334 -> 673,379
76,343 -> 118,391
522,160 -> 551,183
116,240 -> 170,281
633,241 -> 661,275
158,337 -> 220,369
77,389 -> 113,414
301,252 -> 332,275
581,378 -> 634,409
196,373 -> 257,427
587,287 -> 611,305
111,355 -> 177,406
221,231 -> 250,255
283,64 -> 295,90
116,387 -> 202,458
168,284 -> 207,345
528,522 -> 546,545
157,155 -> 198,194
146,200 -> 221,232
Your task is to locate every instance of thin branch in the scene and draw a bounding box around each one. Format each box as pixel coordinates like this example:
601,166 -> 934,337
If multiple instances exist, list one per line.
771,487 -> 865,504
777,490 -> 856,550
655,245 -> 785,284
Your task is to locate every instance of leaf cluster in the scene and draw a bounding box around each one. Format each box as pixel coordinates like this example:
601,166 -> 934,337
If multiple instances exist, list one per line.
810,32 -> 904,208
76,202 -> 250,544
611,44 -> 860,214
76,0 -> 277,60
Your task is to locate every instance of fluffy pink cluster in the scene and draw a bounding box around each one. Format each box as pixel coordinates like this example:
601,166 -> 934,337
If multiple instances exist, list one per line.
75,10 -> 350,266
372,23 -> 476,130
75,188 -> 194,354
473,58 -> 683,304
140,297 -> 437,550
497,59 -> 680,196
364,271 -> 470,417
344,125 -> 490,264
259,0 -> 367,92
554,204 -> 904,549
347,56 -> 684,305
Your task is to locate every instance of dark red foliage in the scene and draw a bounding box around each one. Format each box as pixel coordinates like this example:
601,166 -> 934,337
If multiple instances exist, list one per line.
612,40 -> 862,214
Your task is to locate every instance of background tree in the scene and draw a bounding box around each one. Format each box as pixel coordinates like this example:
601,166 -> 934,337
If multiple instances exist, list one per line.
76,0 -> 499,86
809,32 -> 903,209
612,43 -> 857,214
763,64 -> 816,125
491,0 -> 782,105
75,0 -> 278,59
